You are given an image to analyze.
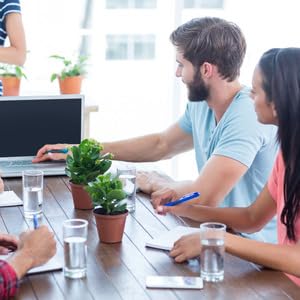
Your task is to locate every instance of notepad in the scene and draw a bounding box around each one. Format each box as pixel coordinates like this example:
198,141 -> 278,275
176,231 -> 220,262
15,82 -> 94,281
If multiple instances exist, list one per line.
145,226 -> 201,251
0,191 -> 23,207
27,245 -> 63,275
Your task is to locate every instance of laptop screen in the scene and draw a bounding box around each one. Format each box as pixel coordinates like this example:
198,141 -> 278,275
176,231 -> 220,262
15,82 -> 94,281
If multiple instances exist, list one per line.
0,95 -> 84,158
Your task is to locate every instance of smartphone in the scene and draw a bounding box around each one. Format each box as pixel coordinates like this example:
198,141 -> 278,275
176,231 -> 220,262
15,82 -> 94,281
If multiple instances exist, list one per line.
146,276 -> 203,289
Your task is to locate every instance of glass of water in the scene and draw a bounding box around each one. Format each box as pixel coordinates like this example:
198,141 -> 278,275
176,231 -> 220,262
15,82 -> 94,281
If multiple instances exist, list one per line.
200,222 -> 226,282
117,164 -> 136,213
22,170 -> 44,219
63,219 -> 88,279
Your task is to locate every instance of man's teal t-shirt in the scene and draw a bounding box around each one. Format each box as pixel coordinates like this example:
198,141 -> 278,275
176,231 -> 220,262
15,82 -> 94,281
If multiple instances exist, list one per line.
178,87 -> 278,243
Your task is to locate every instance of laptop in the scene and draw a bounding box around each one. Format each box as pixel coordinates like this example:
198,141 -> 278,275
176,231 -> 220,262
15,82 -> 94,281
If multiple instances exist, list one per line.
0,94 -> 84,177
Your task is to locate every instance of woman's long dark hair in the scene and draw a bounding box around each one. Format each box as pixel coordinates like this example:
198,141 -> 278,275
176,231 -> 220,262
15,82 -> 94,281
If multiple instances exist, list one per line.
259,48 -> 300,241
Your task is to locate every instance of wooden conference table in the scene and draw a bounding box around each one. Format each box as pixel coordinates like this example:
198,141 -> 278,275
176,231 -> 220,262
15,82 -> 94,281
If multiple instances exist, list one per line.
2,176 -> 300,300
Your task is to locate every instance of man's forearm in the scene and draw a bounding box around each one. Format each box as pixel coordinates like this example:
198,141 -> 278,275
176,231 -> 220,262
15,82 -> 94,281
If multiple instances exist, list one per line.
102,133 -> 167,162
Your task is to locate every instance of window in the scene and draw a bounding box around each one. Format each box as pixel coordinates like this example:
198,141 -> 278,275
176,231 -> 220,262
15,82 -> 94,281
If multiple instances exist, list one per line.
106,0 -> 156,9
106,35 -> 155,60
184,0 -> 224,9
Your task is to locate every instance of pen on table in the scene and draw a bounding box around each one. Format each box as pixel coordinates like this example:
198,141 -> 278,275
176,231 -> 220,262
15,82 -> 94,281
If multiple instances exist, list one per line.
45,148 -> 68,154
164,192 -> 200,207
33,214 -> 39,229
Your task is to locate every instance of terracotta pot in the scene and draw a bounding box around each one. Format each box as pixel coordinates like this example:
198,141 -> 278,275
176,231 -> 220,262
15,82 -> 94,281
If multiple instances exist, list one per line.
58,76 -> 82,94
93,207 -> 128,243
0,76 -> 21,96
69,181 -> 93,210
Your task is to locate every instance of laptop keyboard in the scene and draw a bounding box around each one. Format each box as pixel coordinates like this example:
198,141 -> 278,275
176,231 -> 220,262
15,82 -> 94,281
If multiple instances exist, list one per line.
0,160 -> 33,167
0,160 -> 64,168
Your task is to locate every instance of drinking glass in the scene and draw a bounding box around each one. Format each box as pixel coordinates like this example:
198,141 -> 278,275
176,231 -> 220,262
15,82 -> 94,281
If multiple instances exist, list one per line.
200,222 -> 226,282
63,219 -> 88,279
22,170 -> 43,219
117,164 -> 136,213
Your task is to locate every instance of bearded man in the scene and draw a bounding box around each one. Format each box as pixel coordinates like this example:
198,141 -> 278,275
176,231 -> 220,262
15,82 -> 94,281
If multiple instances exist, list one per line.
34,17 -> 278,243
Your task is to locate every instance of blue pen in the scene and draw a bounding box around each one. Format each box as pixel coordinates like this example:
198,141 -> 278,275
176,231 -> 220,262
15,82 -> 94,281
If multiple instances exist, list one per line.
45,148 -> 68,154
164,192 -> 200,206
33,214 -> 39,229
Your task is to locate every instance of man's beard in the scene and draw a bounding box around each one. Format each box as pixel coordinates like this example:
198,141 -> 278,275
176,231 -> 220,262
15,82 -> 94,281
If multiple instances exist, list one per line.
187,72 -> 209,102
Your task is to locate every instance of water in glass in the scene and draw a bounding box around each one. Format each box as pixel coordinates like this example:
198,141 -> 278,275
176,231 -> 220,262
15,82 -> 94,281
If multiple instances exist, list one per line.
119,174 -> 136,212
201,238 -> 224,282
64,236 -> 87,279
23,186 -> 43,218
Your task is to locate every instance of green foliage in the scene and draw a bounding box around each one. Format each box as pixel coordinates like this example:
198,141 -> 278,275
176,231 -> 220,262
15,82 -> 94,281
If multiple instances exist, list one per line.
50,54 -> 88,81
65,139 -> 113,185
0,64 -> 27,79
86,173 -> 127,215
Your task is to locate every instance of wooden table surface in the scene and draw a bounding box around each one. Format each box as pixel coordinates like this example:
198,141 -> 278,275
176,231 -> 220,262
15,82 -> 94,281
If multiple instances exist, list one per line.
2,176 -> 300,300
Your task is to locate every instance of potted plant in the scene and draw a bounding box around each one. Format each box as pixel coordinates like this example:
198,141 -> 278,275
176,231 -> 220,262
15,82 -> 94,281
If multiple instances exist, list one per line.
66,138 -> 113,210
0,64 -> 27,96
50,54 -> 88,94
86,173 -> 128,243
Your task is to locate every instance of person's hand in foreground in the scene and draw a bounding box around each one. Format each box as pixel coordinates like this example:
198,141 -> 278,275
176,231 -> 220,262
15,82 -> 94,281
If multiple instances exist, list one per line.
169,233 -> 202,263
32,144 -> 70,163
0,234 -> 18,255
8,226 -> 56,279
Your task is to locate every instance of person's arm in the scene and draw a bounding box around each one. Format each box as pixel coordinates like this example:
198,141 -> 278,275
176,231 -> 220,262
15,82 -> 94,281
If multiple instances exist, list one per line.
166,185 -> 300,275
102,123 -> 193,162
149,154 -> 248,207
0,13 -> 26,65
170,231 -> 300,278
158,184 -> 276,233
33,123 -> 193,163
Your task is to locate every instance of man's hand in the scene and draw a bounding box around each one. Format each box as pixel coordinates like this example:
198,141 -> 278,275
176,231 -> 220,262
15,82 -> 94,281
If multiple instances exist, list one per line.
32,143 -> 70,163
8,226 -> 56,279
0,233 -> 18,254
170,233 -> 202,263
136,171 -> 175,195
0,177 -> 4,193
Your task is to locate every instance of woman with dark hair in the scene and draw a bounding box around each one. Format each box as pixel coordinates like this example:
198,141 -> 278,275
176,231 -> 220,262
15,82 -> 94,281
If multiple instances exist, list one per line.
157,47 -> 300,286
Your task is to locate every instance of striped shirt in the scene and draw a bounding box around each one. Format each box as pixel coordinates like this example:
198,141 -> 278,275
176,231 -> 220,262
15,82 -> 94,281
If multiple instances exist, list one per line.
0,260 -> 18,299
0,0 -> 21,95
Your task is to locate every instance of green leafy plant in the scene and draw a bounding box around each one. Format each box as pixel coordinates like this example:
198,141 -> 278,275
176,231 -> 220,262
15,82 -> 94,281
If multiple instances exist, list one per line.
50,54 -> 88,82
66,139 -> 113,185
86,173 -> 127,215
0,63 -> 27,79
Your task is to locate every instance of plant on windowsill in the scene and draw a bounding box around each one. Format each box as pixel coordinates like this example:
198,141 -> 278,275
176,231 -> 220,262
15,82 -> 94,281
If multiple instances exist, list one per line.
50,54 -> 88,94
0,64 -> 27,96
66,138 -> 113,210
86,173 -> 128,243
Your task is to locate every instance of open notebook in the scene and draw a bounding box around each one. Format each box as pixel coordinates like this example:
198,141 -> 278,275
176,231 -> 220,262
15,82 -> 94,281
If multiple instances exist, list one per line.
145,226 -> 201,251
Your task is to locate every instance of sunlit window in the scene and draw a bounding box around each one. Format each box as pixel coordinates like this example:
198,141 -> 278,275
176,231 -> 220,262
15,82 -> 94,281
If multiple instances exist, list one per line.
184,0 -> 224,9
106,35 -> 155,60
106,0 -> 157,9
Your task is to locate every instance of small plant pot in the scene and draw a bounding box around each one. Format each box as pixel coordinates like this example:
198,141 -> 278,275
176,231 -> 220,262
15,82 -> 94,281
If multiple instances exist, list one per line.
93,207 -> 128,243
0,76 -> 21,96
59,76 -> 83,94
69,181 -> 93,210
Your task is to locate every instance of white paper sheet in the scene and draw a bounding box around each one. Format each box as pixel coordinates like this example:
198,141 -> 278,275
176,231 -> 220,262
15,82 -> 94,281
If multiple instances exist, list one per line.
145,226 -> 201,251
0,191 -> 23,207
